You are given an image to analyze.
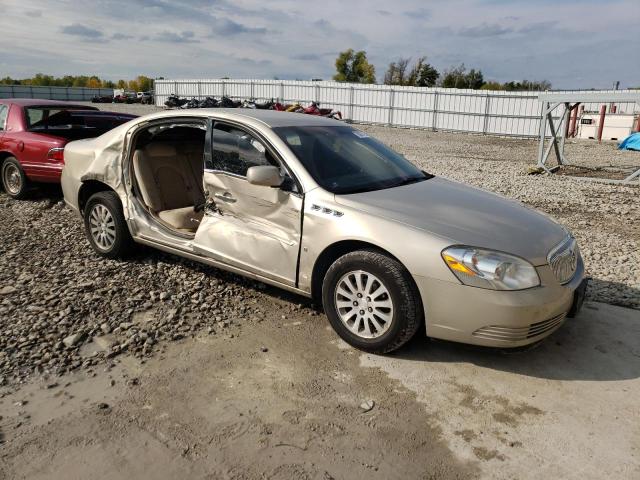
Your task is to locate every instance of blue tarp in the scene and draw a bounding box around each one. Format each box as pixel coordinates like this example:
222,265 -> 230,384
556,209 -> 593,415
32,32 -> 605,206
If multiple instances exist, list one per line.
618,132 -> 640,151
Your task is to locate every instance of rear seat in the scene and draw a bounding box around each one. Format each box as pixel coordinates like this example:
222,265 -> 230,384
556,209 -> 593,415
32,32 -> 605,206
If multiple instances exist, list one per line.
133,142 -> 205,232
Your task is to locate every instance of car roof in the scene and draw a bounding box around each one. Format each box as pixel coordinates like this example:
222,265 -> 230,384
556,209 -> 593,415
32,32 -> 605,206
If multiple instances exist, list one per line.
149,108 -> 344,128
0,98 -> 99,109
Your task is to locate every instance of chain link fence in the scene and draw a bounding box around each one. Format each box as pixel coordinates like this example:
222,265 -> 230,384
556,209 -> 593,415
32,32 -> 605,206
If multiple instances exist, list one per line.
154,79 -> 639,138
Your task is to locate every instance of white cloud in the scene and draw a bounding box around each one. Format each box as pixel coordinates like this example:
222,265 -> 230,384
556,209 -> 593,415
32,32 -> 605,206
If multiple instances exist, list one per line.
1,0 -> 638,88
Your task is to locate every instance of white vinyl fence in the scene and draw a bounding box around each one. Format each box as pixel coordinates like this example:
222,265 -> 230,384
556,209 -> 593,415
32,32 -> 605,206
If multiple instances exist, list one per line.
154,79 -> 639,138
0,84 -> 113,101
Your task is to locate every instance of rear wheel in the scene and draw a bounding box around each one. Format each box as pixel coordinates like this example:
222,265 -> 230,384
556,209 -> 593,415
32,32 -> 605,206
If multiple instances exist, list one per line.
1,157 -> 29,199
83,191 -> 134,258
322,249 -> 423,353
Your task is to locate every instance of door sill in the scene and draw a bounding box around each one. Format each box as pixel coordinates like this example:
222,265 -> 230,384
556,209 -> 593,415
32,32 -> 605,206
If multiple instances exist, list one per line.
135,235 -> 311,298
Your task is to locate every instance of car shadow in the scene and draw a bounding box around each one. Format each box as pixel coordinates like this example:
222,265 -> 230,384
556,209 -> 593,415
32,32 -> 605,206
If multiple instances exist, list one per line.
394,280 -> 640,382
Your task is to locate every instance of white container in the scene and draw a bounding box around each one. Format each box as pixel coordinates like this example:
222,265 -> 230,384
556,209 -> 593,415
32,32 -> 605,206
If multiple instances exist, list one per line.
577,113 -> 637,141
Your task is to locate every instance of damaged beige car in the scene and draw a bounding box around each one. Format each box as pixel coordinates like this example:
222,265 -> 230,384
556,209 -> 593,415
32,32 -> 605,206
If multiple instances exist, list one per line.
61,109 -> 587,353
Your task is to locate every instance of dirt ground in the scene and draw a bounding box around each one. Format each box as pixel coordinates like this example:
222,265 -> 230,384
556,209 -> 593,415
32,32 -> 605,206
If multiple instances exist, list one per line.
0,290 -> 477,480
2,298 -> 639,479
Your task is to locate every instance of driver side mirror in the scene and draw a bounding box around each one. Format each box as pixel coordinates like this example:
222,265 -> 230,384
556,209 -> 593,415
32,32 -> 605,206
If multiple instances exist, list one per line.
246,165 -> 283,187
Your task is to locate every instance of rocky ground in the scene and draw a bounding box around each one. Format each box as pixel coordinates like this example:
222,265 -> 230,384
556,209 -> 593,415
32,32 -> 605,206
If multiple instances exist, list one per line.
0,122 -> 638,479
0,125 -> 638,389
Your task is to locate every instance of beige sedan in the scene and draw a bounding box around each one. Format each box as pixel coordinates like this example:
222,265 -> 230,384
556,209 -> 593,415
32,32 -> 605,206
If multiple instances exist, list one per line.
61,109 -> 587,353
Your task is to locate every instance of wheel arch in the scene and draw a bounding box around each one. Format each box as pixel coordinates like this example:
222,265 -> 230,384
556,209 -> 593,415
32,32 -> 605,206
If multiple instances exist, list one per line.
0,151 -> 16,165
310,240 -> 410,304
78,180 -> 117,213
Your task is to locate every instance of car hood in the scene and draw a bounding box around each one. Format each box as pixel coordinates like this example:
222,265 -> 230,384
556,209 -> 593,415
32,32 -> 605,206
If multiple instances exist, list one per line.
334,177 -> 567,266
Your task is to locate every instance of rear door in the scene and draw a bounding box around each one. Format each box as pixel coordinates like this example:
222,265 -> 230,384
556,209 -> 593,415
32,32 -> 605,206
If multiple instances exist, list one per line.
192,120 -> 303,286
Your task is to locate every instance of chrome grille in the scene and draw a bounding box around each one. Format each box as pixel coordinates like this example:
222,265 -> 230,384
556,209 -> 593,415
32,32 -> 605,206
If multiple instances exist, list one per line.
548,236 -> 579,284
472,313 -> 567,342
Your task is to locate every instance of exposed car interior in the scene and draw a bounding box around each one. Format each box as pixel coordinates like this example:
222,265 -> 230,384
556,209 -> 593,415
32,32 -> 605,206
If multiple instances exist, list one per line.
131,124 -> 206,234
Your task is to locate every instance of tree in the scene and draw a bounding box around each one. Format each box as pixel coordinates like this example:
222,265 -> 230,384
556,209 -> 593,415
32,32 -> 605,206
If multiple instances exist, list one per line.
333,49 -> 376,84
384,57 -> 411,85
384,57 -> 439,87
410,57 -> 439,87
441,64 -> 485,89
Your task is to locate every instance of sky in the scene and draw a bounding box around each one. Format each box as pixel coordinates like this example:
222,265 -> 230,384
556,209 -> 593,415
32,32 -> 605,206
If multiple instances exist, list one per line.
0,0 -> 639,89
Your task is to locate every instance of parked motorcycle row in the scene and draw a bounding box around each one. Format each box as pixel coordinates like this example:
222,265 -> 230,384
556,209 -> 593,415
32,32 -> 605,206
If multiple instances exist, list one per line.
164,94 -> 343,120
91,92 -> 154,105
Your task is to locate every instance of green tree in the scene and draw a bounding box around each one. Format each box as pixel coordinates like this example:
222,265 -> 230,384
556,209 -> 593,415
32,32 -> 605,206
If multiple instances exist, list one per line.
441,64 -> 485,89
410,57 -> 439,87
333,49 -> 376,84
384,57 -> 439,87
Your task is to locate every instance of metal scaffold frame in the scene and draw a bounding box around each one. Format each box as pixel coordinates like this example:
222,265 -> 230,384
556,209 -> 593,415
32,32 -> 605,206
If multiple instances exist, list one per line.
537,91 -> 640,185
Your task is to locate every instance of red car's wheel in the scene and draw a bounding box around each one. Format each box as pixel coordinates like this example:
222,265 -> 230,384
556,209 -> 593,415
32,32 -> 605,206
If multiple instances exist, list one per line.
1,157 -> 29,199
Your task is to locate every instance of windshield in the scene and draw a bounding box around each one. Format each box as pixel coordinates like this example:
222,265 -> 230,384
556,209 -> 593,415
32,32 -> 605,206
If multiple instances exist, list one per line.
274,126 -> 429,194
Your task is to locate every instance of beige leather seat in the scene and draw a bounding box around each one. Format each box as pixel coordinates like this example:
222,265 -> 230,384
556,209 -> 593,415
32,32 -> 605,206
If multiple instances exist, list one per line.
133,143 -> 205,232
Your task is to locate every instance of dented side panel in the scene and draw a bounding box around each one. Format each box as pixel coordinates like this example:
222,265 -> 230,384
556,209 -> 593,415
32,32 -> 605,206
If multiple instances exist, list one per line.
193,171 -> 302,286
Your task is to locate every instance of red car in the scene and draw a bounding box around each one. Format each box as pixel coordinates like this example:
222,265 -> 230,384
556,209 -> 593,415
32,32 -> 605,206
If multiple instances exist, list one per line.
0,99 -> 136,199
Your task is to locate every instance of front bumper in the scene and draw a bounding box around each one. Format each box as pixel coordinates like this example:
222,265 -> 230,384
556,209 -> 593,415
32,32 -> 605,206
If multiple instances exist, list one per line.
413,261 -> 586,348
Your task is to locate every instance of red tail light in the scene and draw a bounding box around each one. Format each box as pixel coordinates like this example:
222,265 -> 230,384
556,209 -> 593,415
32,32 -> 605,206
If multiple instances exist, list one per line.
47,147 -> 65,163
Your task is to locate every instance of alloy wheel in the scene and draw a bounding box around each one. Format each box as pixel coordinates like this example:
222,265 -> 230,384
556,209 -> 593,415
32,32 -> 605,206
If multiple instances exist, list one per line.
89,204 -> 117,251
334,270 -> 394,339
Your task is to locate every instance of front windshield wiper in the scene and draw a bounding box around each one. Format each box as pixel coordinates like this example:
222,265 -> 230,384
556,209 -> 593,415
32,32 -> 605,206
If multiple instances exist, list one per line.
389,175 -> 429,189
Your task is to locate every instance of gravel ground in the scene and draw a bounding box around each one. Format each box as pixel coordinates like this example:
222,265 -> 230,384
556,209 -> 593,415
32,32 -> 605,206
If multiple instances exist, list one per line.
0,120 -> 638,389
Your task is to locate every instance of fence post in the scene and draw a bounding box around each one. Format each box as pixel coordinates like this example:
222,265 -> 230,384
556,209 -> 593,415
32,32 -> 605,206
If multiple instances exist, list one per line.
315,84 -> 320,104
174,81 -> 178,95
279,82 -> 284,103
250,80 -> 255,100
348,86 -> 354,122
197,81 -> 201,99
482,94 -> 491,134
29,85 -> 34,98
388,89 -> 395,126
597,105 -> 606,143
432,91 -> 439,131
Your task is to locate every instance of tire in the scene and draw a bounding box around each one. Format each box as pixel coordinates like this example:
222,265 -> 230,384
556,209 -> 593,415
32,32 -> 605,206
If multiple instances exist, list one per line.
1,157 -> 29,199
322,249 -> 423,354
83,191 -> 134,258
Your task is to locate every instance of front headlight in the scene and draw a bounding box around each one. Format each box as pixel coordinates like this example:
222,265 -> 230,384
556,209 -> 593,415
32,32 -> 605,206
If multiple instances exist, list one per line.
441,246 -> 540,291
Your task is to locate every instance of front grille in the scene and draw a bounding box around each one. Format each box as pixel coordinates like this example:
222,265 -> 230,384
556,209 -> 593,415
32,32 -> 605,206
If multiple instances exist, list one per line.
548,236 -> 579,284
472,313 -> 567,342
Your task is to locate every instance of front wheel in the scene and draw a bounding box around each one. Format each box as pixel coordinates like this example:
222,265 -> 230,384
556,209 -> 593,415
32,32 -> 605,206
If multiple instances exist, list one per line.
322,249 -> 423,353
83,191 -> 135,258
1,157 -> 29,199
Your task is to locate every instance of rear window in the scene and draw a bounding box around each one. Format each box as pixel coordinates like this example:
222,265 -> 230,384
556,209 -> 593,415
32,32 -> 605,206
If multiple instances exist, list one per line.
25,107 -> 131,133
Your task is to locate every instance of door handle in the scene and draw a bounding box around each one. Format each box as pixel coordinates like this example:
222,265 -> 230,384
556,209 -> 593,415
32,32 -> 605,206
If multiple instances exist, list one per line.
214,192 -> 237,203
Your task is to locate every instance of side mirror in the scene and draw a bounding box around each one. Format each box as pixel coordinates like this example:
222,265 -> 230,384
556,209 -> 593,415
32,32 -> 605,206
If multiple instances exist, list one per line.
246,165 -> 283,187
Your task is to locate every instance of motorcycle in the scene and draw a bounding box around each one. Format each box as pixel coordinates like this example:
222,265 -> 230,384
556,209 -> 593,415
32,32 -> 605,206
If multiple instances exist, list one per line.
219,96 -> 242,108
285,103 -> 305,113
164,94 -> 188,108
180,98 -> 202,109
304,102 -> 343,120
199,96 -> 219,108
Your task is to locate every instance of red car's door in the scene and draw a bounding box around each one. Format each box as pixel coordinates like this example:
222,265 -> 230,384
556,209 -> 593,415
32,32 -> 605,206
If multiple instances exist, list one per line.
4,105 -> 66,182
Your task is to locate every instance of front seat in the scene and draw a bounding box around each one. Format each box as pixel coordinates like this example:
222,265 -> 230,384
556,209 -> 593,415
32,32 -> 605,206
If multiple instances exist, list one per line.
133,143 -> 204,232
